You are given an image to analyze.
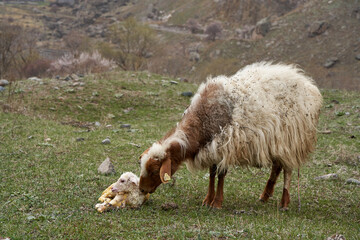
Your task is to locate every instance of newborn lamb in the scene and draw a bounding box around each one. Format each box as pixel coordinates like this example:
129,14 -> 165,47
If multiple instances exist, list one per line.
95,172 -> 149,213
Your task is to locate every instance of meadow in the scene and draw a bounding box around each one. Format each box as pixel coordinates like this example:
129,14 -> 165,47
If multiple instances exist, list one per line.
0,71 -> 359,239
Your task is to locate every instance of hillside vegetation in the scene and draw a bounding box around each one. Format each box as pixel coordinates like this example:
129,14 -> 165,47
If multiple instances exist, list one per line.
0,0 -> 359,89
1,71 -> 359,239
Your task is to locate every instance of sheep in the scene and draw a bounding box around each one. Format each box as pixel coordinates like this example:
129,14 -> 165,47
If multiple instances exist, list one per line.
139,62 -> 323,210
95,172 -> 149,212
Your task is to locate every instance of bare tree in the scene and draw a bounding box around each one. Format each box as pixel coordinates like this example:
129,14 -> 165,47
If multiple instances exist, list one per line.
63,31 -> 91,54
108,17 -> 156,71
0,23 -> 23,79
205,22 -> 223,41
0,22 -> 39,80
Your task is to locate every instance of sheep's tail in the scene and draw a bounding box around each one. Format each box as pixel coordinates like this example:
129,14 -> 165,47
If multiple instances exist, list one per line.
297,168 -> 301,212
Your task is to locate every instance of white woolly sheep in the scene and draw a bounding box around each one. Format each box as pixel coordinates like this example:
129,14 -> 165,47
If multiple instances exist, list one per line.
139,62 -> 323,210
95,172 -> 149,212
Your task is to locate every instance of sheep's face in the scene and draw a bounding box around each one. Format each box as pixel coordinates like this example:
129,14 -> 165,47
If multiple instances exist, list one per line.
139,147 -> 172,194
139,158 -> 163,194
112,172 -> 139,193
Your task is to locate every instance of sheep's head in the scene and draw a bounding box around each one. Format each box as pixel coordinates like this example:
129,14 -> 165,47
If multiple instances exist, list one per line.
139,144 -> 172,194
111,172 -> 139,193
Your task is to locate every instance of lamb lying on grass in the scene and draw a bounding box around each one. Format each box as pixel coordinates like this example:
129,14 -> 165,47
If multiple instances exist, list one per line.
95,172 -> 150,213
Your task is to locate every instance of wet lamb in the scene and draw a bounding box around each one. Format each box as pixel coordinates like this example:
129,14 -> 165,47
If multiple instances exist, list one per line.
95,172 -> 149,212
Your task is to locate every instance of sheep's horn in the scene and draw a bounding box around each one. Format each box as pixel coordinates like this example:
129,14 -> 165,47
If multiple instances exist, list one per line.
164,173 -> 171,182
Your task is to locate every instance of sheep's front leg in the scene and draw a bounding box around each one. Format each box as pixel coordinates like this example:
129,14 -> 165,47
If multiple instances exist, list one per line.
210,169 -> 227,209
202,164 -> 217,206
280,168 -> 292,211
259,161 -> 282,202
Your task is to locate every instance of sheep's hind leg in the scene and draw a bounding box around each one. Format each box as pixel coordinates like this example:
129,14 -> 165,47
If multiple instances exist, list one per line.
210,169 -> 227,209
259,161 -> 282,202
280,168 -> 292,211
202,164 -> 217,207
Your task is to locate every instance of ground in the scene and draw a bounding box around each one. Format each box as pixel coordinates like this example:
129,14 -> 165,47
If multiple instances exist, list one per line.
0,71 -> 359,239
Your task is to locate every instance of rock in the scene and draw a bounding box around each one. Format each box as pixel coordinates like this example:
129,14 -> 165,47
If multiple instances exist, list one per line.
170,80 -> 178,85
120,124 -> 131,129
66,88 -> 75,93
98,157 -> 115,175
70,73 -> 79,81
161,202 -> 178,211
28,77 -> 42,82
323,57 -> 339,68
255,17 -> 271,37
0,86 -> 5,92
355,54 -> 360,61
115,93 -> 123,98
320,129 -> 332,134
0,79 -> 9,87
233,209 -> 246,214
178,77 -> 188,83
101,138 -> 111,144
351,7 -> 360,19
55,0 -> 75,7
95,122 -> 101,127
326,234 -> 346,240
107,113 -> 115,119
189,52 -> 200,62
76,137 -> 85,142
123,107 -> 134,113
315,173 -> 338,180
64,76 -> 71,81
346,178 -> 360,185
308,21 -> 330,37
181,92 -> 193,97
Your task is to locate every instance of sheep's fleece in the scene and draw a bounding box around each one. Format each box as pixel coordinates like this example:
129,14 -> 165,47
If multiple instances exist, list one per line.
95,172 -> 149,212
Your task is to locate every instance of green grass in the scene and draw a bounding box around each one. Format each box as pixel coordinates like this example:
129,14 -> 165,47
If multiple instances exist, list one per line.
1,71 -> 359,239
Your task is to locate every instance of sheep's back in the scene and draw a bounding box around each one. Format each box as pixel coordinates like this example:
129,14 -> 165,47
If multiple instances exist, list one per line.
188,62 -> 322,172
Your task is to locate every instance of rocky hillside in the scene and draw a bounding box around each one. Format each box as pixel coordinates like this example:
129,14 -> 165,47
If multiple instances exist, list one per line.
0,0 -> 359,89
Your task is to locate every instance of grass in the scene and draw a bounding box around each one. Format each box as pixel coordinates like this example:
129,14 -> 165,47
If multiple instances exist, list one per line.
0,71 -> 359,239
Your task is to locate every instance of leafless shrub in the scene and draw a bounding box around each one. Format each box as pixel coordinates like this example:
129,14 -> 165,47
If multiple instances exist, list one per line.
63,31 -> 92,54
186,18 -> 203,34
23,58 -> 52,78
205,22 -> 223,41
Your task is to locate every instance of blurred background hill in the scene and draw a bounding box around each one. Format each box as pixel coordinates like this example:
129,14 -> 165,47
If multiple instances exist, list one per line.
0,0 -> 359,89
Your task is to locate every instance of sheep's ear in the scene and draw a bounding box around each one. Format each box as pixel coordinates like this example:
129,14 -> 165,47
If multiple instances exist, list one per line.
128,175 -> 139,185
160,158 -> 171,184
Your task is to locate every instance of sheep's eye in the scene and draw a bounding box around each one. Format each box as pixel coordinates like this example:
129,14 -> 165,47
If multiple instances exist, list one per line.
120,179 -> 125,183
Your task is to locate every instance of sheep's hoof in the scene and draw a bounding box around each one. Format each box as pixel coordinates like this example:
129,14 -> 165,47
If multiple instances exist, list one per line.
259,192 -> 272,202
202,195 -> 214,207
210,200 -> 222,209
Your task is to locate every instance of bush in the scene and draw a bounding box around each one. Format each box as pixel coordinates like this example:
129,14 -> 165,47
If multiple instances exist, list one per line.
205,22 -> 223,41
186,18 -> 203,34
23,58 -> 52,78
48,51 -> 116,76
